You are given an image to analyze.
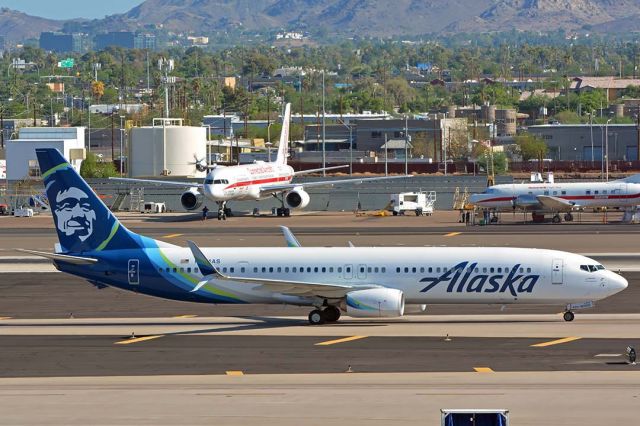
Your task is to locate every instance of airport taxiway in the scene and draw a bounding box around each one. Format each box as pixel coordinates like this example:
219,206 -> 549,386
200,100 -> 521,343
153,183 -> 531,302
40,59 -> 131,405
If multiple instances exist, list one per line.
1,211 -> 640,425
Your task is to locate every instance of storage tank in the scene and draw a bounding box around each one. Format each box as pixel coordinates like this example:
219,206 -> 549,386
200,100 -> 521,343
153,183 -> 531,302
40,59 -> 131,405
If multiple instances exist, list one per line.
129,118 -> 206,177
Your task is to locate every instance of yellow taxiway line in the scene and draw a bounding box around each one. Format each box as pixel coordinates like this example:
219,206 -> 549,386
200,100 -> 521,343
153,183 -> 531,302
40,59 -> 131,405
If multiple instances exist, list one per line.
315,336 -> 368,346
473,367 -> 494,373
0,317 -> 11,320
115,335 -> 164,345
162,233 -> 184,239
444,232 -> 462,237
226,371 -> 244,376
173,314 -> 198,318
531,336 -> 582,347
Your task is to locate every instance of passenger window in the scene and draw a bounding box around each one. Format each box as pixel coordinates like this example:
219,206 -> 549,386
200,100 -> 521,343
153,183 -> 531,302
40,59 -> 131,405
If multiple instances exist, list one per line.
437,267 -> 441,273
396,267 -> 401,273
429,267 -> 433,273
526,268 -> 531,273
292,267 -> 297,273
586,190 -> 591,195
346,267 -> 351,273
187,267 -> 192,273
490,267 -> 494,273
544,191 -> 549,195
553,191 -> 557,195
180,268 -> 184,273
594,190 -> 599,195
222,267 -> 227,273
497,267 -> 502,273
277,267 -> 282,273
173,268 -> 177,273
195,268 -> 199,273
165,268 -> 170,273
374,267 -> 379,273
262,267 -> 266,273
367,267 -> 372,273
420,267 -> 424,273
603,190 -> 607,195
253,267 -> 258,273
382,267 -> 386,273
519,268 -> 523,273
444,267 -> 448,272
269,267 -> 274,273
230,267 -> 235,273
338,267 -> 343,273
482,267 -> 487,273
322,267 -> 326,273
474,268 -> 479,273
307,267 -> 312,272
285,267 -> 289,273
561,191 -> 566,195
329,267 -> 334,273
314,267 -> 319,273
158,268 -> 163,273
404,267 -> 409,273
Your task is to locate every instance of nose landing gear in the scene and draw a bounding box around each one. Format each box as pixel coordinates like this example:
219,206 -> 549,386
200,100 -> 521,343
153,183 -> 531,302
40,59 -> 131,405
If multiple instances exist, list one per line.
216,202 -> 233,221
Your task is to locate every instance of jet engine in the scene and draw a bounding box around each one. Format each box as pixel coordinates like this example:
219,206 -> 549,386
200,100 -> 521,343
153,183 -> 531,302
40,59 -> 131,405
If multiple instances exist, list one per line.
285,188 -> 310,209
343,288 -> 405,318
180,187 -> 204,210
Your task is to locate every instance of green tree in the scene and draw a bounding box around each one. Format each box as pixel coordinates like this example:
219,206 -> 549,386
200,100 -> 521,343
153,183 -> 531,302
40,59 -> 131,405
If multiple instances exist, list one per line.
516,133 -> 548,161
80,153 -> 118,178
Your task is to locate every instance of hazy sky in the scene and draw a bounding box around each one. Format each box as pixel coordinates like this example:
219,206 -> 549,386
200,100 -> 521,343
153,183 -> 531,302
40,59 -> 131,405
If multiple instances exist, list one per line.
0,0 -> 143,19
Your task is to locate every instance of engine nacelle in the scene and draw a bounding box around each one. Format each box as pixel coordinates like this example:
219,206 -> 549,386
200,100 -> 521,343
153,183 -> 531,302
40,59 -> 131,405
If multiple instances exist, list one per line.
180,188 -> 204,211
343,288 -> 405,318
285,188 -> 310,209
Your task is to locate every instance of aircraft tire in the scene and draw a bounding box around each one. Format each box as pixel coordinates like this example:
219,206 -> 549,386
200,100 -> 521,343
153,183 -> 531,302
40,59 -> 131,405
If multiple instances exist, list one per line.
564,213 -> 573,222
284,208 -> 291,217
323,306 -> 341,322
552,215 -> 562,224
308,309 -> 326,325
563,311 -> 575,322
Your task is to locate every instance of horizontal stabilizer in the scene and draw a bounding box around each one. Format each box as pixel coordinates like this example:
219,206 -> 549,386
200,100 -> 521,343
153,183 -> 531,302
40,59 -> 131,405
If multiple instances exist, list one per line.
16,249 -> 98,265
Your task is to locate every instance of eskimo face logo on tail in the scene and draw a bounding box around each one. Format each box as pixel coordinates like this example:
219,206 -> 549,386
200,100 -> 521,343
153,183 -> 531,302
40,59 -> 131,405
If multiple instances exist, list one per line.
419,261 -> 540,297
54,187 -> 96,242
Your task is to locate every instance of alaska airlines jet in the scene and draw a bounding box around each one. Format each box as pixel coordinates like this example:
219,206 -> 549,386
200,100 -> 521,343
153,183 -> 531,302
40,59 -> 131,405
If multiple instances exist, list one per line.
470,174 -> 640,223
113,103 -> 408,220
23,149 -> 627,324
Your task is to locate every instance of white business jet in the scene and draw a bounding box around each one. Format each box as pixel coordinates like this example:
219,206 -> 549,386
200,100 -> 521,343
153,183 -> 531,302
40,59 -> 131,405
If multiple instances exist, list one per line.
112,103 -> 409,220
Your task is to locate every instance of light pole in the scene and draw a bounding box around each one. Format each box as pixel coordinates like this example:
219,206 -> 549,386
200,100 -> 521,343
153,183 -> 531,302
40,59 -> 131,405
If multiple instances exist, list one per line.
605,118 -> 612,181
321,70 -> 326,176
337,118 -> 353,175
119,115 -> 125,176
589,111 -> 594,163
265,141 -> 273,162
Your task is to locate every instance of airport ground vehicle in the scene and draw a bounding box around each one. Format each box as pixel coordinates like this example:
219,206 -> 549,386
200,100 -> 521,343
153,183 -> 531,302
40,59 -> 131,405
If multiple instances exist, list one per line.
390,191 -> 436,216
141,202 -> 166,213
23,149 -> 628,325
441,409 -> 509,426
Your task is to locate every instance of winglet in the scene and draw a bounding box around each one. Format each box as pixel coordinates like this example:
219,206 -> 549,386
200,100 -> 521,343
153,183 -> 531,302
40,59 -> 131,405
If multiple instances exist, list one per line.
280,226 -> 301,247
186,240 -> 218,276
348,241 -> 355,248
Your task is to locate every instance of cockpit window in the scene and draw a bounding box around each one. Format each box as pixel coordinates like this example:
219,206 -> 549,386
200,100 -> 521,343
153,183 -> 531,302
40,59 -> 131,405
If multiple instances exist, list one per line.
212,179 -> 229,184
581,264 -> 604,273
205,178 -> 214,184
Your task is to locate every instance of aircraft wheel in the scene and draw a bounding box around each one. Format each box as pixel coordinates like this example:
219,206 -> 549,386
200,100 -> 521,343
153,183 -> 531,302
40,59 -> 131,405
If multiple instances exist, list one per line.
564,213 -> 574,222
224,207 -> 233,217
563,311 -> 575,322
308,309 -> 326,325
217,211 -> 222,221
323,306 -> 341,322
276,207 -> 283,217
284,208 -> 291,217
552,215 -> 562,224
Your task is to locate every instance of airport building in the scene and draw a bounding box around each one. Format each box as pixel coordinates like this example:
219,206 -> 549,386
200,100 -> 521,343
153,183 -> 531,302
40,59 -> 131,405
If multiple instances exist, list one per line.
39,32 -> 89,53
527,124 -> 640,162
5,127 -> 85,181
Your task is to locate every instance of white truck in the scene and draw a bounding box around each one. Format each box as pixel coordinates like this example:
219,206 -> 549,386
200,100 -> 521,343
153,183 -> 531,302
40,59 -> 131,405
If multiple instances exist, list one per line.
390,191 -> 436,216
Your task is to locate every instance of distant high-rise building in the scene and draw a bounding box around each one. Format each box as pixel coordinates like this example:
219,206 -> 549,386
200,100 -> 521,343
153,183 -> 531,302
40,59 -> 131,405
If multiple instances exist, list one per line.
0,36 -> 5,52
40,32 -> 88,53
95,32 -> 135,50
134,33 -> 156,50
40,32 -> 73,53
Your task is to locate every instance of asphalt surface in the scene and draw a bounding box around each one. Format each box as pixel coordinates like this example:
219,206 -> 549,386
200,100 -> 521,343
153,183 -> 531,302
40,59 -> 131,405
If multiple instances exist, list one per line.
0,272 -> 638,318
0,335 -> 636,378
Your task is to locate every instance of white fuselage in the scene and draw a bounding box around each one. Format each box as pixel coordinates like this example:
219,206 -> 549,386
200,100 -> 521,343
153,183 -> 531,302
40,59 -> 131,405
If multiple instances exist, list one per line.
470,180 -> 640,211
202,162 -> 294,202
153,246 -> 627,306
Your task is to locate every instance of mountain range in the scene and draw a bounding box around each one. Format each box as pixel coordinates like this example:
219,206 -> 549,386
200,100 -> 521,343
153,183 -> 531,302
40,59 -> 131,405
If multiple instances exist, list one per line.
3,0 -> 640,42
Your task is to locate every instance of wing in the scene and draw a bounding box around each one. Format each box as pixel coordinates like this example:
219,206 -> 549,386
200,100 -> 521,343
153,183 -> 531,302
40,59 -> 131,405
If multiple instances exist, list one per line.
109,177 -> 203,188
536,195 -> 576,211
293,165 -> 349,176
186,240 -> 378,298
259,175 -> 412,196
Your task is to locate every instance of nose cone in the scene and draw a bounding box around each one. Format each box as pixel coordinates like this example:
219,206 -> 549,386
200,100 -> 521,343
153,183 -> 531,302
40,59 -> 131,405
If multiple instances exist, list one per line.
469,194 -> 483,205
610,272 -> 629,294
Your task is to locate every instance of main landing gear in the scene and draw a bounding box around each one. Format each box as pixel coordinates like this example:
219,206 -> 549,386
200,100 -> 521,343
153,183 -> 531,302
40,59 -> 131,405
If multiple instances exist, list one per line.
272,194 -> 291,217
563,311 -> 575,322
217,202 -> 233,221
552,213 -> 573,224
308,306 -> 341,325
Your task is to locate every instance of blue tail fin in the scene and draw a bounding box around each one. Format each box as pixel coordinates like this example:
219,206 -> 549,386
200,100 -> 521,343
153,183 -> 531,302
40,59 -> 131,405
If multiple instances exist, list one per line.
36,148 -> 140,254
